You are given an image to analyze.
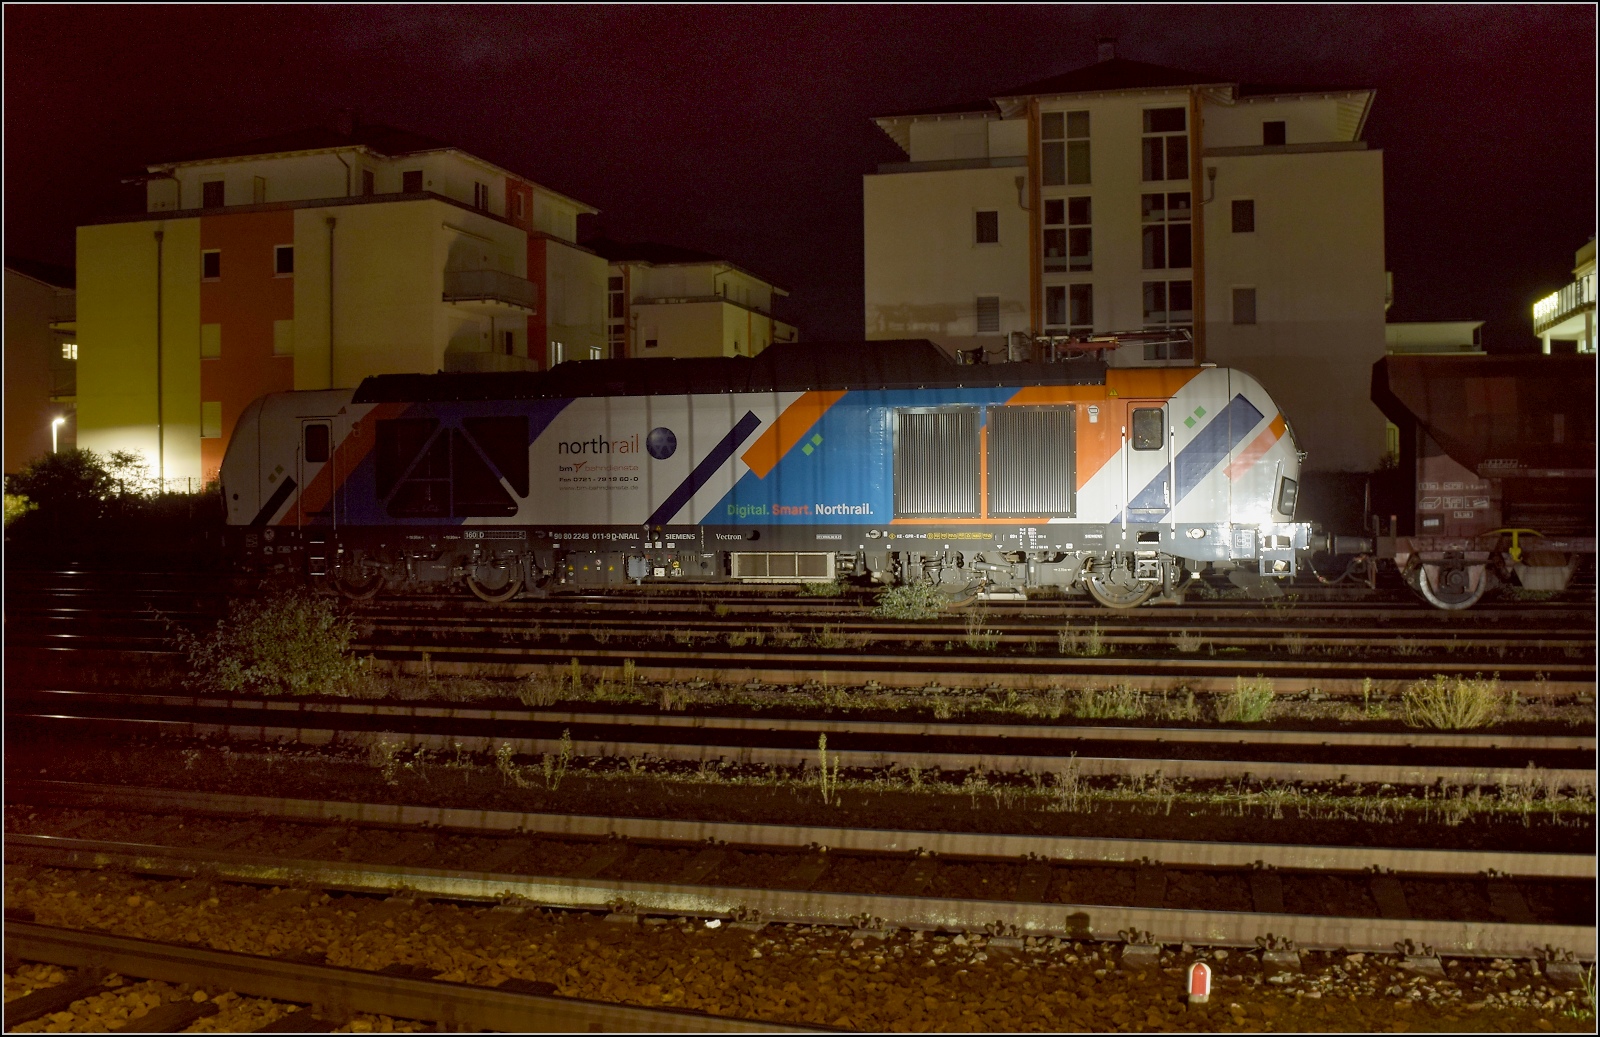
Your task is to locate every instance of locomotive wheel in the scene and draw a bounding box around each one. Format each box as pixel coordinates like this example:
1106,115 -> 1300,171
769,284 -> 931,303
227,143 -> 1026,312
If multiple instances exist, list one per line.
1414,562 -> 1488,611
467,568 -> 523,604
335,572 -> 384,600
1083,568 -> 1156,609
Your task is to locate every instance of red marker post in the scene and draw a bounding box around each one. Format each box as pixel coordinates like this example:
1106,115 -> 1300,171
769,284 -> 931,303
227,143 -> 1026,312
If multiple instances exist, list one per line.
1188,961 -> 1212,1004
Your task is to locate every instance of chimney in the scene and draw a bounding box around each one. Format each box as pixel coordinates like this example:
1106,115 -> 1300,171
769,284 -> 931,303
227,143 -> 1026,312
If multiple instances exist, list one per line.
1097,37 -> 1116,62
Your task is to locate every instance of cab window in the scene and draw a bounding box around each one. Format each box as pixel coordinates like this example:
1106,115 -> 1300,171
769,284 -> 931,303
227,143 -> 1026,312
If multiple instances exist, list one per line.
1131,408 -> 1164,450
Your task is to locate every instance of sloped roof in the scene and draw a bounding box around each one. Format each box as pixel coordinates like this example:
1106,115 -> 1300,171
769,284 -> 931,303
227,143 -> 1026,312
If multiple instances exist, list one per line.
5,256 -> 75,289
152,122 -> 454,165
1238,82 -> 1371,98
994,57 -> 1230,99
872,98 -> 999,120
585,237 -> 723,266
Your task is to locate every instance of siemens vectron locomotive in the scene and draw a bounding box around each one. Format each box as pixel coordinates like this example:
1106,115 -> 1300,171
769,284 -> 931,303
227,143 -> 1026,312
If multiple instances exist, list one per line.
220,340 -> 1333,608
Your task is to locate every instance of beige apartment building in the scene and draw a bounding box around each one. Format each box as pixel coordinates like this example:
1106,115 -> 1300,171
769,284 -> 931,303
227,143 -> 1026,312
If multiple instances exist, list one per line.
589,238 -> 796,360
863,44 -> 1388,472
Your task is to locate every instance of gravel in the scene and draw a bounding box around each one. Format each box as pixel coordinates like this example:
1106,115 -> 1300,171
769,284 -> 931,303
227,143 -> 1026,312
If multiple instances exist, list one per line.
5,866 -> 1592,1032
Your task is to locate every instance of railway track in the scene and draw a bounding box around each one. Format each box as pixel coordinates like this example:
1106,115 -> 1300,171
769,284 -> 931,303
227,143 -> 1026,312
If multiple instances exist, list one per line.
7,689 -> 1595,788
5,781 -> 1593,961
3,920 -> 808,1033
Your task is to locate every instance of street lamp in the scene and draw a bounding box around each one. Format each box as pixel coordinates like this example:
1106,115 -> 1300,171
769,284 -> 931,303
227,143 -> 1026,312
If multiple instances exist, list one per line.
51,416 -> 65,454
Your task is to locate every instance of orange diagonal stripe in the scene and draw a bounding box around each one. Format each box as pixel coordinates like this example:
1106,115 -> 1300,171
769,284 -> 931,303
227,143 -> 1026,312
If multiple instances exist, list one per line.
1226,413 -> 1286,481
740,389 -> 846,478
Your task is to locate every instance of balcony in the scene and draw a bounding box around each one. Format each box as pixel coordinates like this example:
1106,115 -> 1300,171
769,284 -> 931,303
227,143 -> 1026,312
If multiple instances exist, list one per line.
1533,274 -> 1594,339
443,269 -> 537,316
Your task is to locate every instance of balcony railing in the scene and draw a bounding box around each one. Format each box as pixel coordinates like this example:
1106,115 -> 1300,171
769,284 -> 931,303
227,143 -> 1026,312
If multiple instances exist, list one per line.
443,268 -> 537,312
1533,275 -> 1594,335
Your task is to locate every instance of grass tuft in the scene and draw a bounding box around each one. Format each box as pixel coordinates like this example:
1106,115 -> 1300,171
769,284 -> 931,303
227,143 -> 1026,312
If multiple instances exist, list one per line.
167,588 -> 361,696
1217,675 -> 1275,723
1402,674 -> 1506,729
1072,684 -> 1144,720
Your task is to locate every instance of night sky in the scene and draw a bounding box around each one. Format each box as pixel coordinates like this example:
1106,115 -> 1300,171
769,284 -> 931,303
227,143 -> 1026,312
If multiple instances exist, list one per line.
6,5 -> 1594,350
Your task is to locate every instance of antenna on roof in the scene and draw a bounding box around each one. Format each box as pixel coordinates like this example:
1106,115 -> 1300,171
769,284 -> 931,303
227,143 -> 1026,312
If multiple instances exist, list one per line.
1097,37 -> 1116,62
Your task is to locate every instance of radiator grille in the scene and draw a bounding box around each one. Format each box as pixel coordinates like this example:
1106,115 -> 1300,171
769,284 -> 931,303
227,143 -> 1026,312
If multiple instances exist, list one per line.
894,409 -> 980,518
731,553 -> 834,581
988,405 -> 1076,517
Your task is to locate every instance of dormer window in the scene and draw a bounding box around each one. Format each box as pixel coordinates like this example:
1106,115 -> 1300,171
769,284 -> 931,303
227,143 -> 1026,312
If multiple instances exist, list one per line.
202,180 -> 225,208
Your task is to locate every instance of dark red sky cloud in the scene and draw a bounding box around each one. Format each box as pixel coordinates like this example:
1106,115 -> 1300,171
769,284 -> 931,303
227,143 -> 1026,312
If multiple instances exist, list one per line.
5,5 -> 1594,349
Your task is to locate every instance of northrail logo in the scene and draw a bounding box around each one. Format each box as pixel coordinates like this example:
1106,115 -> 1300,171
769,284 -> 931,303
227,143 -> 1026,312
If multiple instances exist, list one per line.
556,427 -> 677,460
726,501 -> 874,518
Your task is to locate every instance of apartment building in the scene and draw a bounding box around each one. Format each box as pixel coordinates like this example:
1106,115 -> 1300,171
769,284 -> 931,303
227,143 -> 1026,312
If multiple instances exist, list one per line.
76,119 -> 607,487
1534,238 -> 1596,355
4,259 -> 78,472
588,238 -> 797,359
863,44 -> 1388,472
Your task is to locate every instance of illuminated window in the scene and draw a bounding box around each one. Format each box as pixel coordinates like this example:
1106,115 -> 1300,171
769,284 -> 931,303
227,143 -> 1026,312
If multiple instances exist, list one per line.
1141,108 -> 1188,182
202,180 -> 224,208
202,250 -> 221,280
1263,120 -> 1286,146
549,340 -> 565,366
402,170 -> 423,193
274,245 -> 294,276
62,342 -> 77,360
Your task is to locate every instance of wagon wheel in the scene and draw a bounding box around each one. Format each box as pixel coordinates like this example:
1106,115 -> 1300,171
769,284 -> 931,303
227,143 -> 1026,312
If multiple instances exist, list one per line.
1082,567 -> 1156,610
335,571 -> 385,601
1413,562 -> 1487,611
466,565 -> 523,604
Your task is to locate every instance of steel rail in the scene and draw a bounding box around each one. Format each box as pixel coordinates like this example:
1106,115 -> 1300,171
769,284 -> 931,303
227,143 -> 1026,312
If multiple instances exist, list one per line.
15,780 -> 1592,879
17,689 -> 1594,751
2,921 -> 815,1033
7,642 -> 1591,697
14,712 -> 1594,788
7,835 -> 1590,960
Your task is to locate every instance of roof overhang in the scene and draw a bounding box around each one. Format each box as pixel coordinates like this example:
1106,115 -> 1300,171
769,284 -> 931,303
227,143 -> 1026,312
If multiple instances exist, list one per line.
992,83 -> 1236,119
871,109 -> 995,155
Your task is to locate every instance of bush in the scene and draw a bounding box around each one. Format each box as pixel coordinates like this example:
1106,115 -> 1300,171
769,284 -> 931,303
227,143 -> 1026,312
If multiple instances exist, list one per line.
1402,674 -> 1504,729
4,494 -> 36,528
873,583 -> 946,620
171,588 -> 362,696
801,581 -> 845,597
1217,676 -> 1275,723
5,449 -> 117,526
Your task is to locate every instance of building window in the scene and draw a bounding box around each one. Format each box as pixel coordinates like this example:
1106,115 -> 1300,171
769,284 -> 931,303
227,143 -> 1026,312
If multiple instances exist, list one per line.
1142,280 -> 1194,359
1141,107 -> 1189,182
201,323 -> 222,359
252,176 -> 266,204
202,180 -> 225,208
1042,110 -> 1090,187
549,340 -> 565,366
1141,191 -> 1192,270
273,319 -> 294,356
403,170 -> 424,193
1045,284 -> 1093,333
362,170 -> 375,196
202,250 -> 221,281
515,193 -> 526,218
62,342 -> 78,360
473,182 -> 489,210
202,402 -> 222,440
645,338 -> 659,350
1263,120 -> 1287,146
1232,199 -> 1255,234
589,344 -> 603,360
274,245 -> 294,276
501,330 -> 515,356
1233,287 -> 1257,325
974,210 -> 999,245
608,276 -> 625,319
1043,198 -> 1091,273
976,295 -> 1000,333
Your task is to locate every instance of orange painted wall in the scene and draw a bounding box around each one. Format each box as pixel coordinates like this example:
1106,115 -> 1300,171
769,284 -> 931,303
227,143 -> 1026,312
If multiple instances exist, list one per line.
199,210 -> 294,481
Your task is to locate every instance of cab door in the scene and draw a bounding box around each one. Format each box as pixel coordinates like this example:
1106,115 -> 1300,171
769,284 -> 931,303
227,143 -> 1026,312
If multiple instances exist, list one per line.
1120,400 -> 1173,527
297,418 -> 335,574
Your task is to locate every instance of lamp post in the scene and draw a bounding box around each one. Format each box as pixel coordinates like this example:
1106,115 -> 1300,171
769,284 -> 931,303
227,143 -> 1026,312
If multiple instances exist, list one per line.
51,416 -> 65,454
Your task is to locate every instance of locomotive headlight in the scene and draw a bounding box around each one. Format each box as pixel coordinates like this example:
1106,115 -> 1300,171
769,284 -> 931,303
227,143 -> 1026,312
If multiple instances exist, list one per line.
1185,527 -> 1206,540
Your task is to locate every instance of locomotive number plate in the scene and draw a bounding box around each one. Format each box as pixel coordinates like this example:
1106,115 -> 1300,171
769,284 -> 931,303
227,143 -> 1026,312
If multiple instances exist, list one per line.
464,529 -> 527,540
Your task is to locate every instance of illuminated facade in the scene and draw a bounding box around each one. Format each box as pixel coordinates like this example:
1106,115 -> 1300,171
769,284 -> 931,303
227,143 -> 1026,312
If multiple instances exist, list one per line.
589,238 -> 797,360
3,261 -> 77,473
1533,238 -> 1596,355
863,46 -> 1389,472
76,121 -> 606,487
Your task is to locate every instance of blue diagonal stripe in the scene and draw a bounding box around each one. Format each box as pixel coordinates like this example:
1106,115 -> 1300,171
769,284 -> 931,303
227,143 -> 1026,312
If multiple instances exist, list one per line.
1118,394 -> 1265,522
647,411 -> 763,527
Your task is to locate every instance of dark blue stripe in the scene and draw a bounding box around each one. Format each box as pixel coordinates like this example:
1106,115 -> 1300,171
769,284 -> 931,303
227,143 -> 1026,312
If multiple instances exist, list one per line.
646,411 -> 763,528
249,476 -> 298,527
1118,394 -> 1265,522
